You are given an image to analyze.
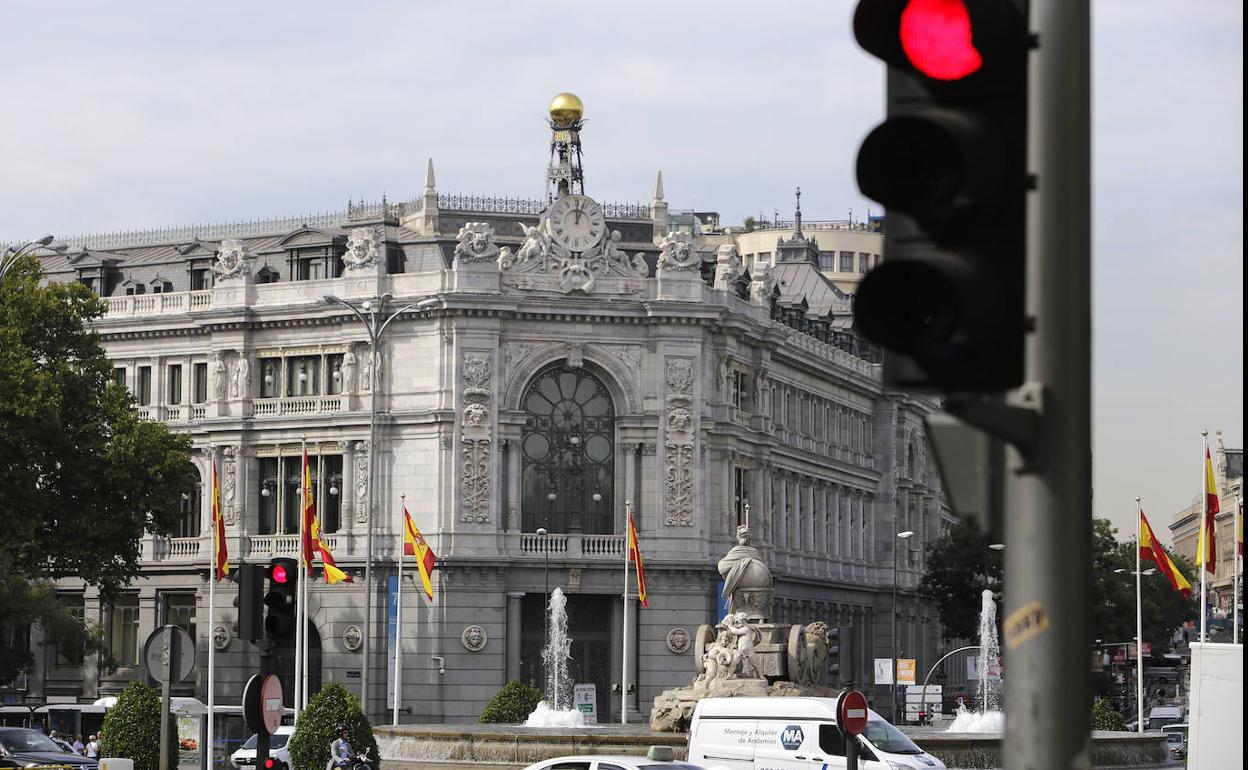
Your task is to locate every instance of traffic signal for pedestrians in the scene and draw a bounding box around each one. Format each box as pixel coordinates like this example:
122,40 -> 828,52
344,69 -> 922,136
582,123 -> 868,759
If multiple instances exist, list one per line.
851,0 -> 1030,392
263,558 -> 298,641
238,563 -> 265,641
826,626 -> 841,683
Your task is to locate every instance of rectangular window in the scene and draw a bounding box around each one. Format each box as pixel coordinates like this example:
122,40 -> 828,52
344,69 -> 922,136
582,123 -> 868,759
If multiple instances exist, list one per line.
264,454 -> 345,535
840,251 -> 855,272
109,593 -> 140,667
161,593 -> 197,642
53,596 -> 85,667
137,366 -> 152,406
113,367 -> 126,387
258,457 -> 278,535
167,364 -> 182,404
327,353 -> 346,395
192,363 -> 208,403
819,724 -> 846,756
259,358 -> 281,398
190,269 -> 211,291
819,251 -> 835,270
174,484 -> 201,538
732,370 -> 749,410
734,467 -> 750,528
286,356 -> 321,396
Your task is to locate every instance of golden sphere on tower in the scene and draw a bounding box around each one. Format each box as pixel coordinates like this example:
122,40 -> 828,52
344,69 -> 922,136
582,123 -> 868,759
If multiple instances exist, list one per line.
548,92 -> 584,127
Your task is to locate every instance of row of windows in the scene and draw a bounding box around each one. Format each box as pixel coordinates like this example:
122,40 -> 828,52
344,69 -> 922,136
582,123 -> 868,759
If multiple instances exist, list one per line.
50,593 -> 195,669
771,383 -> 873,456
257,454 -> 345,535
745,251 -> 880,273
114,351 -> 351,405
115,363 -> 209,406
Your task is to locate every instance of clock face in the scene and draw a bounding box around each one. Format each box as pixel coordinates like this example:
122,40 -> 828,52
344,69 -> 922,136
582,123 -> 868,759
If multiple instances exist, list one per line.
548,194 -> 605,252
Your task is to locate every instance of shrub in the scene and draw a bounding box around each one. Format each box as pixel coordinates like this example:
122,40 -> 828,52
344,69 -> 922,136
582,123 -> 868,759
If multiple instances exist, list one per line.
1091,698 -> 1126,731
478,680 -> 543,724
289,682 -> 379,770
99,681 -> 180,770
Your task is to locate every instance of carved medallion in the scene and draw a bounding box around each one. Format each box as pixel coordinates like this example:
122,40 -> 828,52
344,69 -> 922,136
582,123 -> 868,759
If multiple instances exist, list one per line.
461,625 -> 488,652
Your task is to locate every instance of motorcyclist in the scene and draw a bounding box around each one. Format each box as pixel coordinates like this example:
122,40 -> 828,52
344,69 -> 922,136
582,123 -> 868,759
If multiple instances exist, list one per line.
330,724 -> 356,768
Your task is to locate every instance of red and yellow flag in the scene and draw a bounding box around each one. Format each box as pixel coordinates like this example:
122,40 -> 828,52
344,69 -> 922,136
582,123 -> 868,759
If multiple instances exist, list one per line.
300,450 -> 317,573
211,461 -> 228,581
310,516 -> 352,585
1196,444 -> 1220,574
628,511 -> 648,608
1139,509 -> 1192,598
402,507 -> 437,601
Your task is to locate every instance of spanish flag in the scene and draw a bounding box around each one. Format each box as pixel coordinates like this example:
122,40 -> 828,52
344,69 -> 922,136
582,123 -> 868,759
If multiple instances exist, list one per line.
402,507 -> 437,601
628,510 -> 648,608
300,450 -> 317,574
310,516 -> 352,585
1196,444 -> 1220,575
1139,510 -> 1192,598
212,461 -> 228,581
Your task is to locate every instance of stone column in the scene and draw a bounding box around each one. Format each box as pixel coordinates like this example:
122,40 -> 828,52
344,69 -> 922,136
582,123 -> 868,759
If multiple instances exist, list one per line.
777,472 -> 789,551
506,592 -> 524,682
623,442 -> 637,531
506,437 -> 522,531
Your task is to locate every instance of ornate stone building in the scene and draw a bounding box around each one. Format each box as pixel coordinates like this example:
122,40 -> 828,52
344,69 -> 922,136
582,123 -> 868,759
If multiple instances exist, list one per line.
17,95 -> 952,723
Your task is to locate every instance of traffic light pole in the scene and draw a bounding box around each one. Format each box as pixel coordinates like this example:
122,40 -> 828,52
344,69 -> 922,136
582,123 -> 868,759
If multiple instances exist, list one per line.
1002,1 -> 1091,769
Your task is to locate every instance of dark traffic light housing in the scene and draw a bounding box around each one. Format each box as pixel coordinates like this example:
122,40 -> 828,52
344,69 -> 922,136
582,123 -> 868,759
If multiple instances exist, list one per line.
238,563 -> 265,642
852,0 -> 1030,392
263,558 -> 298,641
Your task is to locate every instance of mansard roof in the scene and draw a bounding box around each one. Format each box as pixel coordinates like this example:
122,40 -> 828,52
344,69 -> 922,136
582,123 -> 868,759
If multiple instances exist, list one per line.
769,260 -> 851,319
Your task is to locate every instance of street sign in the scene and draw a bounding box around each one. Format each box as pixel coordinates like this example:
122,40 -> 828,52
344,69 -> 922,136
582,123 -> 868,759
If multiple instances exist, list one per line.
242,674 -> 284,736
873,657 -> 893,685
837,689 -> 870,735
896,658 -> 917,686
574,683 -> 598,724
143,625 -> 195,685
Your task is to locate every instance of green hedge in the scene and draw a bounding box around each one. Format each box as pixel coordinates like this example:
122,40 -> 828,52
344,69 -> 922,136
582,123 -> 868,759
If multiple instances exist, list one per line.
289,683 -> 379,770
99,681 -> 180,770
478,680 -> 543,724
1091,698 -> 1126,731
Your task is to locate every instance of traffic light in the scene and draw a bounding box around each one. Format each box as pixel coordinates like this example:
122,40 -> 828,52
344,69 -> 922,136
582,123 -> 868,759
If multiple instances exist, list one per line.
238,564 -> 265,641
263,558 -> 298,641
826,626 -> 841,683
852,0 -> 1030,392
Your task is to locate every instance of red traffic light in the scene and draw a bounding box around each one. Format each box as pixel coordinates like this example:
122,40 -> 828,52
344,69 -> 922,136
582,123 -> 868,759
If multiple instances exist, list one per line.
270,563 -> 289,584
264,759 -> 276,769
901,0 -> 982,81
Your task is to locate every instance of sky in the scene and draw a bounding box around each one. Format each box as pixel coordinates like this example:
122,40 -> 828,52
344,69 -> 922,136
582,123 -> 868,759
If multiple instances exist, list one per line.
1,1 -> 1241,542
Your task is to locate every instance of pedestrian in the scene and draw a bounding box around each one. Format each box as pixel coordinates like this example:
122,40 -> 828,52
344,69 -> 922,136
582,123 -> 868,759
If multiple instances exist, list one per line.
86,735 -> 100,759
72,735 -> 85,754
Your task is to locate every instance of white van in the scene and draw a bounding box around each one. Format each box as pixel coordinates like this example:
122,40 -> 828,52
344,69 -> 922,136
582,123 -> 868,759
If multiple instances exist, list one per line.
689,697 -> 945,770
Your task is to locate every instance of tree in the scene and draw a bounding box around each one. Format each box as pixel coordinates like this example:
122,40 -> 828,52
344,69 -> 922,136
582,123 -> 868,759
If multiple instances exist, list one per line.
918,518 -> 1003,640
98,681 -> 180,770
743,216 -> 757,233
0,256 -> 195,682
289,683 -> 379,770
479,680 -> 543,723
1091,697 -> 1126,731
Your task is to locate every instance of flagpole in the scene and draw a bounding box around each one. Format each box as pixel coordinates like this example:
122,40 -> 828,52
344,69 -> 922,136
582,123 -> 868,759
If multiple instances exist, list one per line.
295,440 -> 306,722
1135,496 -> 1144,734
394,496 -> 405,726
621,500 -> 631,725
1235,488 -> 1241,645
1200,430 -> 1209,643
308,445 -> 324,710
207,457 -> 217,770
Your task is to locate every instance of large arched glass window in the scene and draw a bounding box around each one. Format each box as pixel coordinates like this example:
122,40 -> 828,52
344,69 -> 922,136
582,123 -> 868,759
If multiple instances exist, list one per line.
521,366 -> 615,534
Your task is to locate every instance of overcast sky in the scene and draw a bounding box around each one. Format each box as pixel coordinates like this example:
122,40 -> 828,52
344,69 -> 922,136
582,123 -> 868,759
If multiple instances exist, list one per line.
1,1 -> 1241,542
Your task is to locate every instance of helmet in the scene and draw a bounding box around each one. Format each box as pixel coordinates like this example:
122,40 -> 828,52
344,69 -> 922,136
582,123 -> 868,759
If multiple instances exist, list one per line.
336,723 -> 349,735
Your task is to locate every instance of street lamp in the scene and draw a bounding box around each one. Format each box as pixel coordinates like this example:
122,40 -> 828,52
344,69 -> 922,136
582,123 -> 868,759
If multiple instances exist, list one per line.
536,527 -> 550,645
1,234 -> 55,282
321,292 -> 438,716
893,529 -> 915,721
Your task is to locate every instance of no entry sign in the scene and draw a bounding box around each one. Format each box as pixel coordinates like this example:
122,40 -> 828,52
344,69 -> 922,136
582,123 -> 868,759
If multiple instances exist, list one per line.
837,689 -> 869,735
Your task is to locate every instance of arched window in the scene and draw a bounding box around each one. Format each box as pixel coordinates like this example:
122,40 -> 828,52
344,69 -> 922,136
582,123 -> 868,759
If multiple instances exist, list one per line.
521,366 -> 615,534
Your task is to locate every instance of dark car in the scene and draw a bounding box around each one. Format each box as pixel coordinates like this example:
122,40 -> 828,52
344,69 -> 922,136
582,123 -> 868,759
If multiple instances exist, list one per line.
0,727 -> 98,770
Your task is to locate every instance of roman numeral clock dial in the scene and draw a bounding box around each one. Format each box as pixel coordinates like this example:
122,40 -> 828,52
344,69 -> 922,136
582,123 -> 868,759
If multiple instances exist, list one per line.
547,194 -> 605,253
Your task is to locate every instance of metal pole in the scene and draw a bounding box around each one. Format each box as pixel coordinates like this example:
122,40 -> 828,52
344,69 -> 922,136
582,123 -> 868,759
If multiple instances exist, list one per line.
1200,430 -> 1208,643
1004,1 -> 1091,768
1235,488 -> 1241,645
1135,497 -> 1144,733
294,438 -> 306,722
393,494 -> 405,725
206,458 -> 217,770
362,305 -> 380,717
892,527 -> 898,722
622,503 -> 630,725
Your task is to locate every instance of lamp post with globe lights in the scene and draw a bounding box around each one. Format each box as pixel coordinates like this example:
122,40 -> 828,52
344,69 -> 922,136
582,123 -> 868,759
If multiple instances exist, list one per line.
320,292 -> 439,716
1,235 -> 55,282
893,528 -> 915,721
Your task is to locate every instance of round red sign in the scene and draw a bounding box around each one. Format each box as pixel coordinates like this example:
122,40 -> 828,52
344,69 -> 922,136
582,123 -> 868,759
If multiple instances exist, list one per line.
838,689 -> 869,735
260,674 -> 284,734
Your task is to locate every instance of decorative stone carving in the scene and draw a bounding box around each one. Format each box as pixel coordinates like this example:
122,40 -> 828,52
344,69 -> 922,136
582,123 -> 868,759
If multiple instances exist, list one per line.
499,221 -> 649,294
340,350 -> 356,393
664,357 -> 696,527
212,625 -> 230,651
354,442 -> 369,523
713,244 -> 745,289
460,352 -> 492,524
718,525 -> 774,620
230,356 -> 249,399
342,624 -> 363,651
343,227 -> 382,271
453,222 -> 499,265
567,568 -> 582,593
221,447 -> 238,525
210,353 -> 227,400
666,627 -> 692,655
656,232 -> 700,273
360,352 -> 381,392
750,266 -> 778,305
461,625 -> 488,652
212,238 -> 252,281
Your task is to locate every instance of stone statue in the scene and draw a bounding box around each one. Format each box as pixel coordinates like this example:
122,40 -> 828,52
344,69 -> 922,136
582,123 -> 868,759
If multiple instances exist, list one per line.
515,223 -> 547,265
340,351 -> 356,392
211,355 -> 227,400
231,357 -> 249,398
717,525 -> 773,619
722,611 -> 762,678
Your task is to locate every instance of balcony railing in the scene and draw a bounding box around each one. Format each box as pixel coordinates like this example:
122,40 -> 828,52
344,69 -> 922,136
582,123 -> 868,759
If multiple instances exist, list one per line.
517,532 -> 625,558
252,396 -> 344,417
248,533 -> 339,558
134,404 -> 209,423
104,290 -> 212,317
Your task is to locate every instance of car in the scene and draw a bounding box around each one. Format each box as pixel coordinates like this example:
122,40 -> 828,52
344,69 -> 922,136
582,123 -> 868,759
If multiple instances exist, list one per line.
521,752 -> 704,770
0,727 -> 99,770
1161,724 -> 1187,760
230,725 -> 295,770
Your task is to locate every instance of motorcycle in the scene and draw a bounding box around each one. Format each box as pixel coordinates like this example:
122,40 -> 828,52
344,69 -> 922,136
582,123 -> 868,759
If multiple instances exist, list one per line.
327,748 -> 375,770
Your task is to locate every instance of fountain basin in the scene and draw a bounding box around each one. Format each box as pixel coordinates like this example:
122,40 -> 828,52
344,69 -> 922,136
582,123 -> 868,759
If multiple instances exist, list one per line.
375,723 -> 1167,770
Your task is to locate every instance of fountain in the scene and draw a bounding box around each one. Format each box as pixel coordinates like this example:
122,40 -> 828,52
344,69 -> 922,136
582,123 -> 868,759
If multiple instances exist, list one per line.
946,589 -> 1005,733
523,587 -> 587,727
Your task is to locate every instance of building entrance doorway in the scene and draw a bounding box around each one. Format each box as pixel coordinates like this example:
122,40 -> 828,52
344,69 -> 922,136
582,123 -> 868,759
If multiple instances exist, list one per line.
520,593 -> 615,721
